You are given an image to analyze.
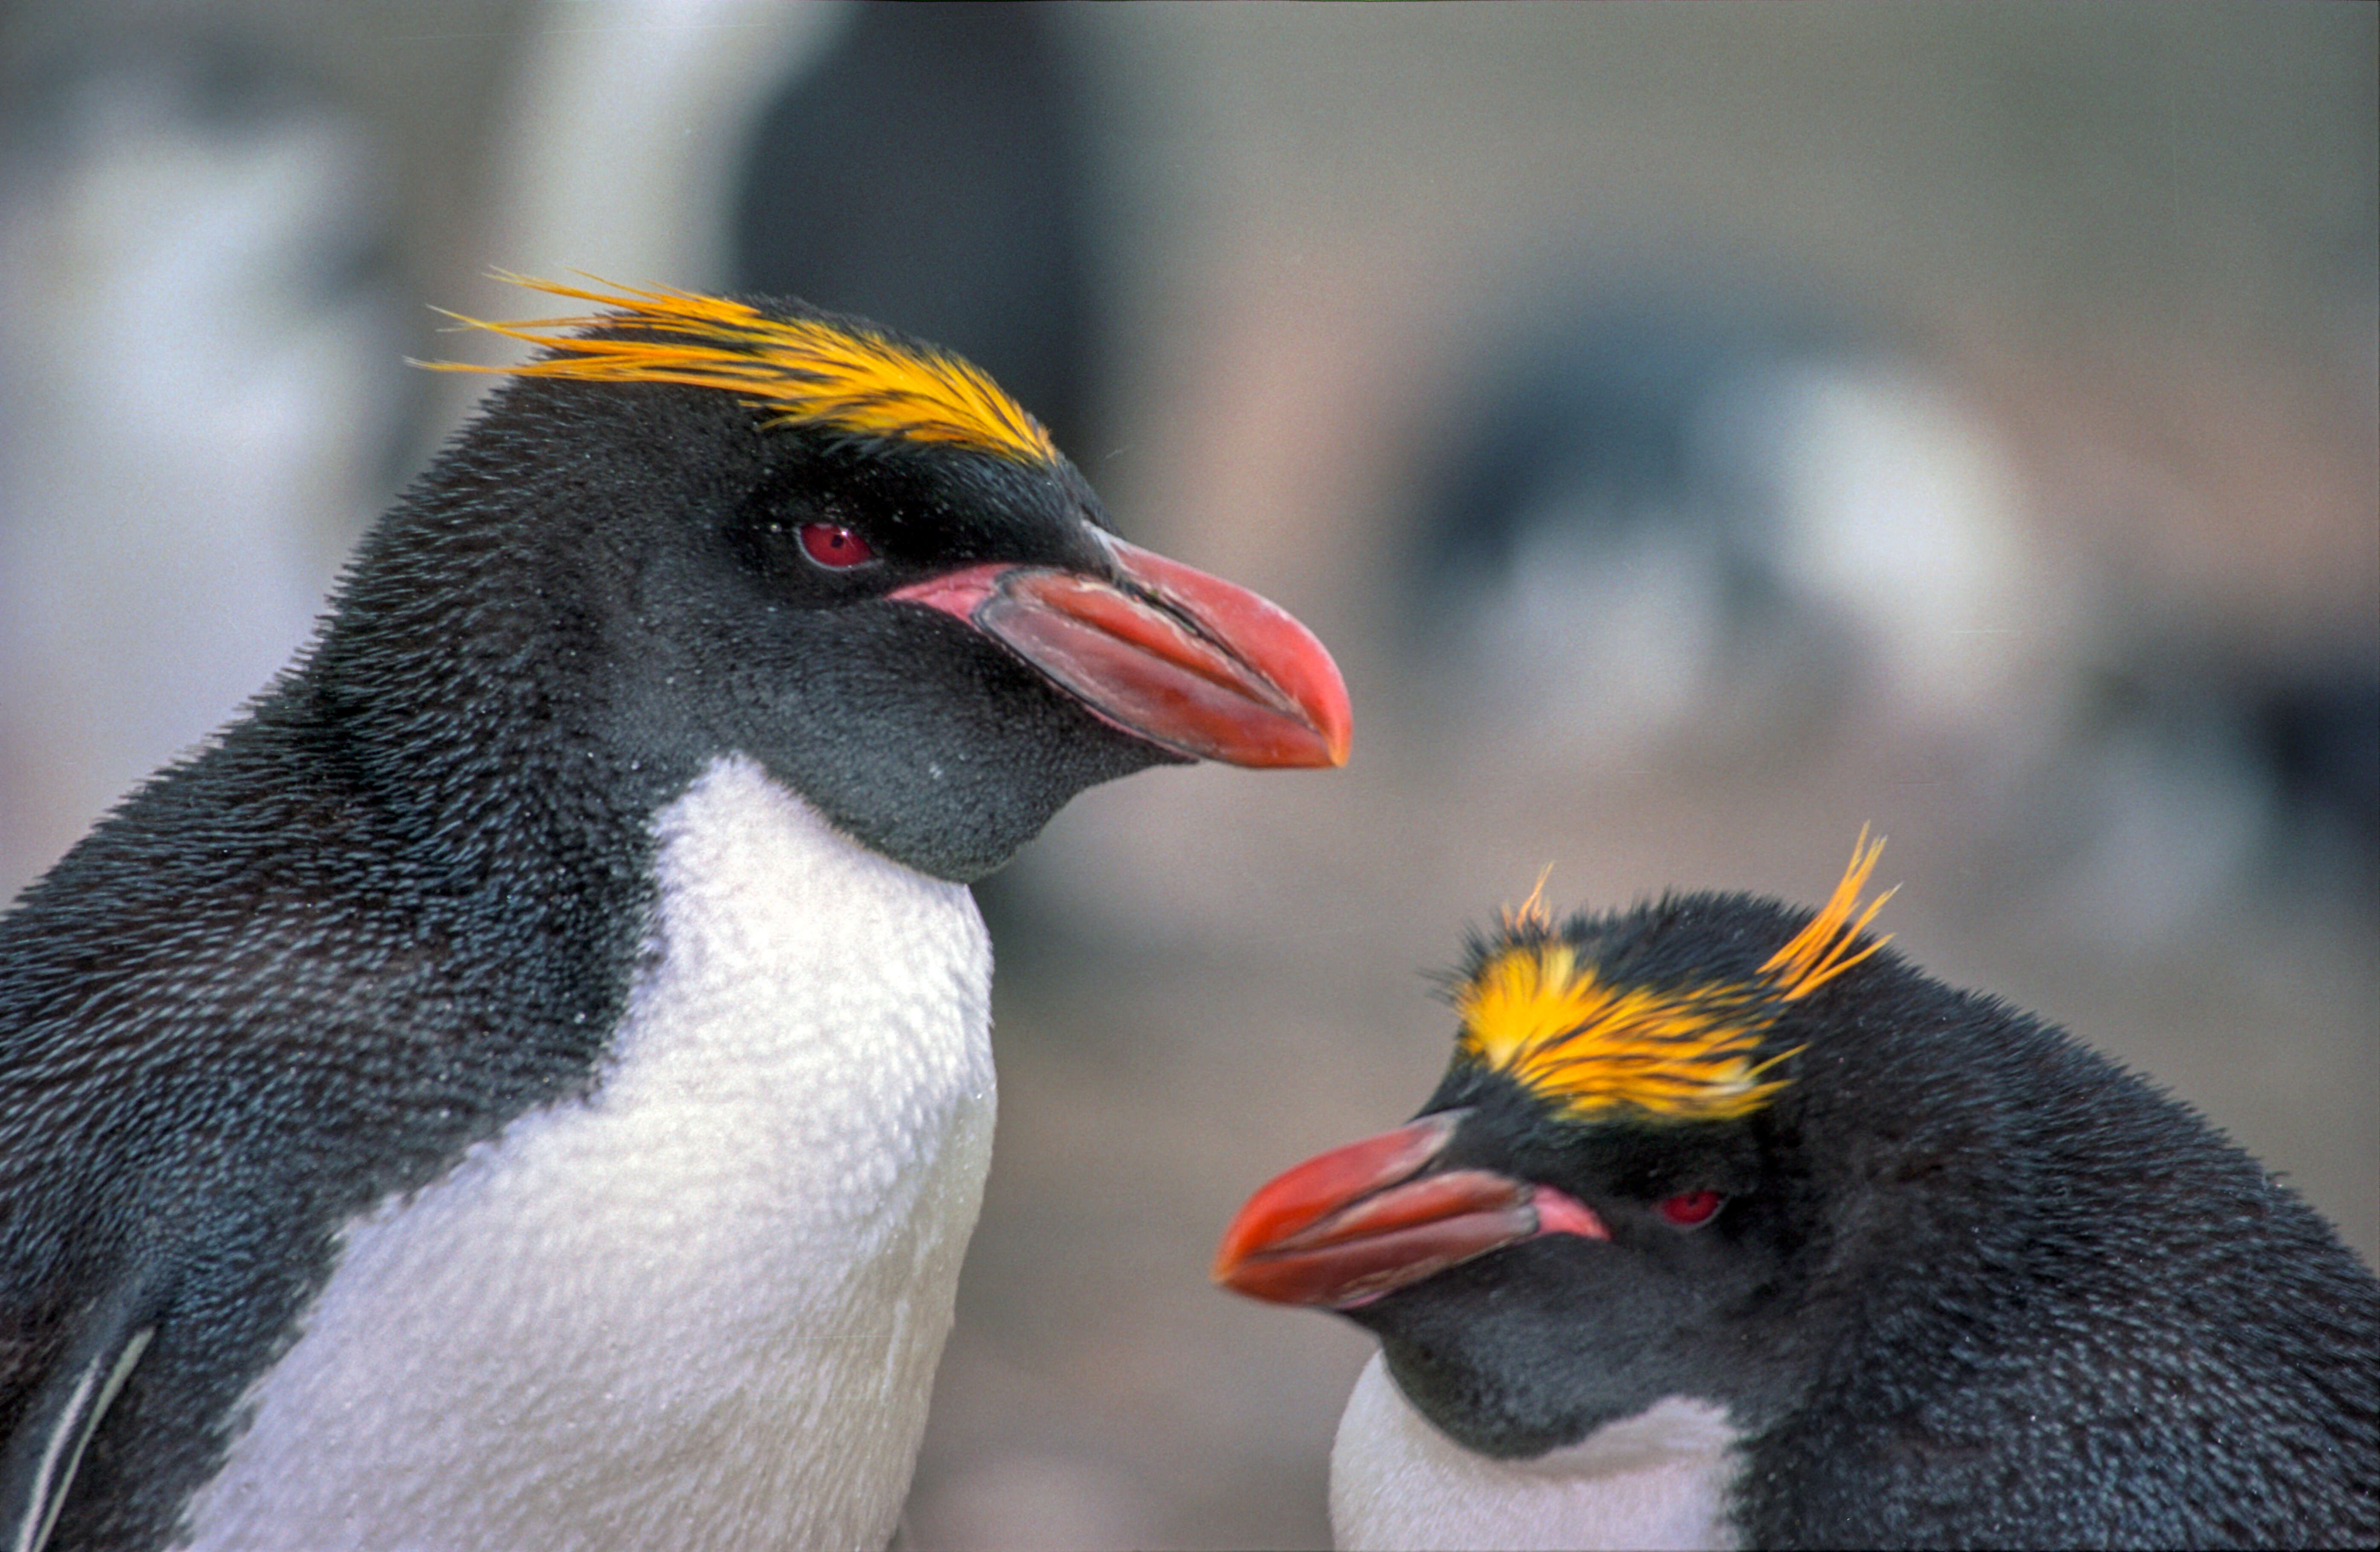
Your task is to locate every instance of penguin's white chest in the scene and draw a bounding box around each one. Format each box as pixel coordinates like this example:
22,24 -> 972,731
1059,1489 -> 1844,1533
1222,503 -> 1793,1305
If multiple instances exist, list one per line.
1329,1353 -> 1743,1551
179,754 -> 996,1552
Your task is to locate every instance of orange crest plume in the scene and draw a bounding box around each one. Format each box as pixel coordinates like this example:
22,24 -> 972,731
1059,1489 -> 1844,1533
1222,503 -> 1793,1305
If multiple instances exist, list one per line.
421,274 -> 1061,465
1456,830 -> 1894,1124
1760,826 -> 1896,999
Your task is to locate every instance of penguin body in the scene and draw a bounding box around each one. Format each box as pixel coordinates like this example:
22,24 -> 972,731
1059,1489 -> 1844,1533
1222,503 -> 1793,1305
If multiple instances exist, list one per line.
1218,841 -> 2378,1549
1,280 -> 1349,1549
178,756 -> 992,1550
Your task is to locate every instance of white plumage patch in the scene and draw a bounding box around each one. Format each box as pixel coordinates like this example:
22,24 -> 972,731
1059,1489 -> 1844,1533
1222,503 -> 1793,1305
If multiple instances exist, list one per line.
1329,1353 -> 1743,1552
178,754 -> 996,1552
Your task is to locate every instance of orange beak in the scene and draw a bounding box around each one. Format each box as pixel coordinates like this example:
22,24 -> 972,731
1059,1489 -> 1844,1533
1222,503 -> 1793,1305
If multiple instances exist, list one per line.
1213,1112 -> 1609,1310
893,537 -> 1352,769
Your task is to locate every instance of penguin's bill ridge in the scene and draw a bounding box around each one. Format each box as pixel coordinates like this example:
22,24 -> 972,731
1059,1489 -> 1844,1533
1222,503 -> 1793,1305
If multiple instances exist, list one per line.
893,537 -> 1351,769
1213,1112 -> 1607,1308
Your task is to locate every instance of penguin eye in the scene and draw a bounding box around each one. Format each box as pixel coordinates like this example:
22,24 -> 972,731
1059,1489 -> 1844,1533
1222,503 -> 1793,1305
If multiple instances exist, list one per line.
1655,1190 -> 1723,1228
798,522 -> 875,569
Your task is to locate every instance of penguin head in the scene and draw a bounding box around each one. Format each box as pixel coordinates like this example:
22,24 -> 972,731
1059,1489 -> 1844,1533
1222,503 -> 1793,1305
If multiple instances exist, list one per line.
1214,835 -> 1906,1456
328,277 -> 1349,881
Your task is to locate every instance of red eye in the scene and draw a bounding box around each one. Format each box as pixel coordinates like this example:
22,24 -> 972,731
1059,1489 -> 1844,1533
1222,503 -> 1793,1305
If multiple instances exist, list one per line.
798,522 -> 874,568
1656,1190 -> 1723,1228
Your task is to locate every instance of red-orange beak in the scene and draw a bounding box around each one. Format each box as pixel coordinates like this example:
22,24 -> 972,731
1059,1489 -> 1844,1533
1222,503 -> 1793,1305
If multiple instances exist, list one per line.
892,536 -> 1352,769
1213,1112 -> 1608,1310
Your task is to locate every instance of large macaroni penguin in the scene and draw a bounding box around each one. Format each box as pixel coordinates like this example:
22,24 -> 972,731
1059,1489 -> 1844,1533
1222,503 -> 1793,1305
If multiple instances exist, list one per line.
0,277 -> 1352,1552
1217,838 -> 2378,1550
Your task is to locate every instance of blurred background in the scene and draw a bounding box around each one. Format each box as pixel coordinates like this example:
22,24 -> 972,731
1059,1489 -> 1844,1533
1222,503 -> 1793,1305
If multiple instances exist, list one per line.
1,2 -> 2372,1545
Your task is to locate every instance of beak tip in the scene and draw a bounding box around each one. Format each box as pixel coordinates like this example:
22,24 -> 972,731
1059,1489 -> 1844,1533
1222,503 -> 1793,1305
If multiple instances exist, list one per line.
1270,669 -> 1353,770
1297,648 -> 1354,770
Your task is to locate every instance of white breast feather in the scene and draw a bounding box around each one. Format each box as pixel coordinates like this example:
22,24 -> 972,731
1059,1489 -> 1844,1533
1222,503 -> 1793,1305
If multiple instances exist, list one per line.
177,754 -> 996,1552
1329,1352 -> 1743,1552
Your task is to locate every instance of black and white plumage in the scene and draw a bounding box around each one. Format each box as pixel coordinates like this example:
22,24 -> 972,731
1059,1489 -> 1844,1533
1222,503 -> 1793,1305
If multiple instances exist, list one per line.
0,277 -> 1349,1551
1216,840 -> 2378,1550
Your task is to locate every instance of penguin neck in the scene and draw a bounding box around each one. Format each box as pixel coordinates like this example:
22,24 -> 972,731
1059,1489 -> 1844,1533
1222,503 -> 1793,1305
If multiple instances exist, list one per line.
297,487 -> 695,895
175,753 -> 998,1551
1330,1353 -> 1746,1552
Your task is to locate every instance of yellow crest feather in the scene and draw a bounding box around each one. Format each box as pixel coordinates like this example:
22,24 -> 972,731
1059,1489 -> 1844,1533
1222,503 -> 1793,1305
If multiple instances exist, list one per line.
420,274 -> 1060,465
1456,831 -> 1893,1124
1761,825 -> 1896,999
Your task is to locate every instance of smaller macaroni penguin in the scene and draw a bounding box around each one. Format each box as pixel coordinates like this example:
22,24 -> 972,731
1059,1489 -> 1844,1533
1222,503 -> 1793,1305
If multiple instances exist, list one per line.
1216,836 -> 2378,1550
0,277 -> 1352,1552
